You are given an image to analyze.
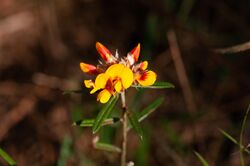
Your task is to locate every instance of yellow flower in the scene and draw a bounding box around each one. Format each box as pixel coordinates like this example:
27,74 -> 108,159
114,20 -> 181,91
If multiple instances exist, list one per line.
85,64 -> 133,103
80,42 -> 157,103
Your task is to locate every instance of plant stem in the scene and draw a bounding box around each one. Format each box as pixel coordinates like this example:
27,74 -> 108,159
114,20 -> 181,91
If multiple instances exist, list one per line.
239,104 -> 250,166
121,92 -> 127,166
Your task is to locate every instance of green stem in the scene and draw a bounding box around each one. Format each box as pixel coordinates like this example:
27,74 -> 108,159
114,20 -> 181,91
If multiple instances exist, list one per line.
240,104 -> 250,166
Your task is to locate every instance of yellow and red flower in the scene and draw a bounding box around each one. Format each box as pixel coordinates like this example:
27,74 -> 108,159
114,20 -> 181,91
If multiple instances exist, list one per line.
80,42 -> 157,103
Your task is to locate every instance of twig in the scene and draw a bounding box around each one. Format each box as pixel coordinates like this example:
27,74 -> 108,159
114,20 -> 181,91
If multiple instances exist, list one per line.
213,41 -> 250,54
0,12 -> 35,42
121,92 -> 128,166
0,97 -> 36,141
36,0 -> 68,59
167,30 -> 197,113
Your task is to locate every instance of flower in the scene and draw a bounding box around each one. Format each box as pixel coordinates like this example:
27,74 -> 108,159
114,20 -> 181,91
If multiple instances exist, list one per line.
80,42 -> 157,103
84,64 -> 133,103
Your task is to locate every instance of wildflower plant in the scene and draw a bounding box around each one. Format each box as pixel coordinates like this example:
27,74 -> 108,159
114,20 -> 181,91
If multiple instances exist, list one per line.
73,42 -> 174,166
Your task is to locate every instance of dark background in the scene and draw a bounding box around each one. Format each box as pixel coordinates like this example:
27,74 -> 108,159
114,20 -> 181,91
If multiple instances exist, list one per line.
0,0 -> 250,165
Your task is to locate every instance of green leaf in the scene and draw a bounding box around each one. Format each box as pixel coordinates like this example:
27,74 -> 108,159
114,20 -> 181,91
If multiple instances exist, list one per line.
132,82 -> 175,89
57,135 -> 72,166
94,142 -> 121,153
128,110 -> 143,140
0,148 -> 16,166
92,96 -> 118,134
219,129 -> 238,144
73,118 -> 120,127
240,104 -> 250,165
138,97 -> 164,122
127,97 -> 164,131
130,88 -> 145,110
62,90 -> 84,95
135,127 -> 150,166
194,151 -> 209,166
219,128 -> 250,155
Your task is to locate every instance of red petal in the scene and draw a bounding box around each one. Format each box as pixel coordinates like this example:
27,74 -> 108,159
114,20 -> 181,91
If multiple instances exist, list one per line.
80,62 -> 99,74
96,42 -> 112,62
129,43 -> 140,62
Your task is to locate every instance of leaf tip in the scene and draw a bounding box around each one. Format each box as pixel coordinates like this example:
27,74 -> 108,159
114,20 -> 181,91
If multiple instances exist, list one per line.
92,128 -> 98,134
72,120 -> 82,126
113,117 -> 120,123
140,135 -> 143,141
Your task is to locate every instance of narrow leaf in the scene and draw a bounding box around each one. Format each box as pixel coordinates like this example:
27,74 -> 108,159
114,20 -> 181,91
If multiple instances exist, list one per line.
219,129 -> 238,144
138,97 -> 164,121
194,151 -> 209,166
240,104 -> 250,165
73,118 -> 120,127
0,148 -> 16,166
57,136 -> 72,166
219,128 -> 250,155
128,110 -> 143,140
92,96 -> 118,134
127,97 -> 164,131
94,142 -> 121,153
132,82 -> 175,89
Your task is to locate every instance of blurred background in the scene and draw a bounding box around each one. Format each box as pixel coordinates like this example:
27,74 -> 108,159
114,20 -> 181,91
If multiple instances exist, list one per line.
0,0 -> 250,165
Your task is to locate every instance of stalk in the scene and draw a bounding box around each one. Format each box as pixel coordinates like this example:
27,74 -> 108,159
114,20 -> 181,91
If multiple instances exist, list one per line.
120,92 -> 127,166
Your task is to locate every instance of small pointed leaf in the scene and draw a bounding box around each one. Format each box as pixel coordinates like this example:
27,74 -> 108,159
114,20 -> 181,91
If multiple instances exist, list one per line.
219,129 -> 238,144
240,104 -> 250,163
73,118 -> 120,127
138,97 -> 164,121
219,128 -> 250,154
92,96 -> 118,134
132,82 -> 175,89
94,142 -> 121,153
128,110 -> 143,140
194,151 -> 209,166
127,97 -> 164,131
0,148 -> 16,166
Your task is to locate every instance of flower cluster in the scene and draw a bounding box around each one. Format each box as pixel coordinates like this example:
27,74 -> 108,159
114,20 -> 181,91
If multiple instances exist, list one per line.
80,42 -> 157,103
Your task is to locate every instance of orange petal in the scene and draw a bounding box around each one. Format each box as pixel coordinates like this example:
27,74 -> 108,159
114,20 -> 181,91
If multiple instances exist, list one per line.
136,70 -> 157,86
80,62 -> 98,74
129,43 -> 140,62
139,61 -> 148,70
96,42 -> 112,62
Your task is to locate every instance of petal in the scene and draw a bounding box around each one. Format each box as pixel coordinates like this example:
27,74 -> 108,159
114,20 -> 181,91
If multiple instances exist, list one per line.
80,62 -> 98,74
128,43 -> 140,64
139,61 -> 148,70
105,64 -> 124,79
120,66 -> 133,89
84,80 -> 94,88
96,42 -> 113,62
95,73 -> 109,89
90,87 -> 99,94
136,70 -> 157,86
114,80 -> 122,92
97,89 -> 112,103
